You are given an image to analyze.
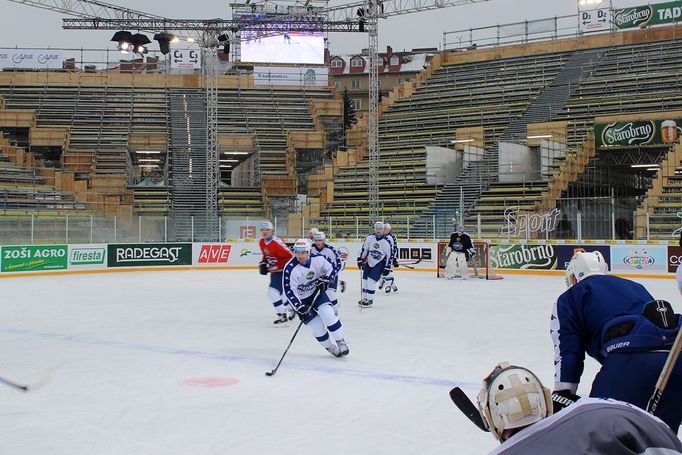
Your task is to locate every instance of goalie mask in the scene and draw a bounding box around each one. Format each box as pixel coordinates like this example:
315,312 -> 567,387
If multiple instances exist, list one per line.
565,251 -> 608,289
477,362 -> 552,442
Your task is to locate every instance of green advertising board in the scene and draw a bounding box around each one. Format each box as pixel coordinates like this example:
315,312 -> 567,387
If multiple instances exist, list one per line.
107,243 -> 192,267
488,244 -> 558,270
614,1 -> 682,29
595,118 -> 682,148
1,245 -> 68,272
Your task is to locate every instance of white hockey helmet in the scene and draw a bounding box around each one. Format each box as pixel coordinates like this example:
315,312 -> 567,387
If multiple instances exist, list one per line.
565,251 -> 608,289
259,221 -> 274,231
308,227 -> 320,238
384,222 -> 392,232
374,221 -> 385,232
477,362 -> 552,442
293,238 -> 312,253
312,231 -> 326,242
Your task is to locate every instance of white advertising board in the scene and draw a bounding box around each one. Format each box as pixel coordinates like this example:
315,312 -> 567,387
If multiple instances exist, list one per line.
0,49 -> 63,69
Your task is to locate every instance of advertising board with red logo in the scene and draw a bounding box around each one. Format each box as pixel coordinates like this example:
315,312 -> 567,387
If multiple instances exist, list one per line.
193,244 -> 232,266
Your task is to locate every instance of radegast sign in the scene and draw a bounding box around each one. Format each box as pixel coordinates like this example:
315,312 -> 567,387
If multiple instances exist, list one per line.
107,243 -> 192,268
614,1 -> 682,29
595,119 -> 682,147
489,244 -> 558,270
1,245 -> 67,272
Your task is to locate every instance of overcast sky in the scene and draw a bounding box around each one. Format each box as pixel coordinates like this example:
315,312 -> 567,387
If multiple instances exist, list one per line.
0,0 -> 654,56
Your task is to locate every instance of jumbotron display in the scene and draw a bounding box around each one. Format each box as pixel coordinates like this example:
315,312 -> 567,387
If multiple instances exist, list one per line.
240,30 -> 325,65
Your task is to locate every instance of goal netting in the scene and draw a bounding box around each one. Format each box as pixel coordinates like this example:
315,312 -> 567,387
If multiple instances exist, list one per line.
436,241 -> 502,280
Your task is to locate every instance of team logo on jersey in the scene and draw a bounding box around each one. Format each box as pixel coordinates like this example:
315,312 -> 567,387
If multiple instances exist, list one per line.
306,271 -> 315,280
373,243 -> 380,249
263,248 -> 270,255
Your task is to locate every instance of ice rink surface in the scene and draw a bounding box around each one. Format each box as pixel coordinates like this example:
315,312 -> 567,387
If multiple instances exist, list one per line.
1,269 -> 680,454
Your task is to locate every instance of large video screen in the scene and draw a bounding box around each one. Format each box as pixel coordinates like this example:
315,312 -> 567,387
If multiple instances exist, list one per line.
240,30 -> 325,65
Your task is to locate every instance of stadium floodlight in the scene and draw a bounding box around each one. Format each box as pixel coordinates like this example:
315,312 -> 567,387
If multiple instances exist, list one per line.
131,33 -> 151,55
527,134 -> 553,139
154,32 -> 175,55
451,139 -> 475,143
631,164 -> 659,168
111,30 -> 133,52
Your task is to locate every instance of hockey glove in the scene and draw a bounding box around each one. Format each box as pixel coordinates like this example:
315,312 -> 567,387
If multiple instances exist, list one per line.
392,258 -> 400,268
258,262 -> 268,275
381,268 -> 390,277
357,259 -> 365,269
551,389 -> 581,413
295,304 -> 313,323
467,248 -> 476,258
317,276 -> 330,293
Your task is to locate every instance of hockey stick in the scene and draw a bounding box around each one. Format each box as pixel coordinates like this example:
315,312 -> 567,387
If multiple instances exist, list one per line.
449,387 -> 489,432
646,325 -> 682,413
399,258 -> 423,270
265,319 -> 305,377
0,370 -> 54,392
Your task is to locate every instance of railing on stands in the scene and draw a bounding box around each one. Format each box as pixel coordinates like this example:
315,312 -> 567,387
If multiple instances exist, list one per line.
442,14 -> 611,51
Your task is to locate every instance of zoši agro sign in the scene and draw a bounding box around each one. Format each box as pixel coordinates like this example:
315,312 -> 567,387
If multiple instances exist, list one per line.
1,245 -> 67,272
489,244 -> 557,270
614,1 -> 682,29
595,119 -> 682,147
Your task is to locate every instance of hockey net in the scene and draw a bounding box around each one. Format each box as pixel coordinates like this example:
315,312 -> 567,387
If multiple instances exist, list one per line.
436,241 -> 502,280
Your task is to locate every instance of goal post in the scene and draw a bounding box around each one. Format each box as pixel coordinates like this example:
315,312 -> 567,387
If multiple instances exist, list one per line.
436,241 -> 502,280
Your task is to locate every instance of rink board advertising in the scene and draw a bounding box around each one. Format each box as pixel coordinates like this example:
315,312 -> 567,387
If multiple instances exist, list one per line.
488,244 -> 558,270
68,244 -> 107,270
107,243 -> 192,268
193,244 -> 232,266
610,245 -> 667,273
555,245 -> 611,271
667,246 -> 682,273
1,245 -> 68,272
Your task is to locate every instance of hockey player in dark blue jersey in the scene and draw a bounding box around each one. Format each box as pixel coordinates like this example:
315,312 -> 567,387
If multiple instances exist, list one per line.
551,251 -> 682,431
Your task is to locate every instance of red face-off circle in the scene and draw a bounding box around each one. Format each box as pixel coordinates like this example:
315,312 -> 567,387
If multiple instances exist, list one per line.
182,377 -> 239,388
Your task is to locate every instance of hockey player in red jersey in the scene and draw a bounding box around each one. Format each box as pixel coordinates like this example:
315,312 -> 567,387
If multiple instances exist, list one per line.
258,221 -> 294,324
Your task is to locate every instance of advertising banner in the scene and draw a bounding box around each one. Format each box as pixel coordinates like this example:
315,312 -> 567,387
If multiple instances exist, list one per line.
193,243 -> 232,266
1,245 -> 67,272
107,243 -> 192,268
0,49 -> 63,69
667,246 -> 682,273
555,245 -> 611,271
610,245 -> 667,272
595,118 -> 682,148
68,244 -> 107,270
614,1 -> 682,29
489,244 -> 558,270
252,66 -> 329,87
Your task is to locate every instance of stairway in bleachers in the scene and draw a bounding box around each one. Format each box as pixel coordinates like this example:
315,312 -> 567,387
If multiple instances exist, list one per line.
168,89 -> 214,241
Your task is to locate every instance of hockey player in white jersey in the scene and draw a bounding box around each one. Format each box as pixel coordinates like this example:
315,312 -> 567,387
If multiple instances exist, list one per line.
357,221 -> 392,307
311,231 -> 343,315
282,239 -> 349,357
378,223 -> 399,293
307,227 -> 319,240
445,224 -> 475,279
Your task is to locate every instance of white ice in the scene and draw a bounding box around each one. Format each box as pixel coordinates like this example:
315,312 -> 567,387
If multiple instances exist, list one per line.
1,270 -> 680,454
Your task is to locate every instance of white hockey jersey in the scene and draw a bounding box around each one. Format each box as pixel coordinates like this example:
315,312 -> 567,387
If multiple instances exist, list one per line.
313,243 -> 343,272
282,253 -> 336,308
358,234 -> 392,267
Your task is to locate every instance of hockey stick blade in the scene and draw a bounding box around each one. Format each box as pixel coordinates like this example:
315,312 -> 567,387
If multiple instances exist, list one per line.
449,387 -> 489,432
0,369 -> 54,393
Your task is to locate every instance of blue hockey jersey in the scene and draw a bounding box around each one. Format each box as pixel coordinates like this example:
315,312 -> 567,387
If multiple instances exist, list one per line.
551,275 -> 655,390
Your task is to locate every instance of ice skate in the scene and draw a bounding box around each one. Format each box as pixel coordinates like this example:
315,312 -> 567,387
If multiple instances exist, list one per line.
273,313 -> 289,325
377,278 -> 385,290
326,344 -> 341,357
360,299 -> 373,308
340,280 -> 346,293
391,284 -> 398,293
385,285 -> 392,293
337,339 -> 349,356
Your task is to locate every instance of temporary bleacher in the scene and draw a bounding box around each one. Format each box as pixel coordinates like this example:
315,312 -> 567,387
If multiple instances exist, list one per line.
317,51 -> 573,235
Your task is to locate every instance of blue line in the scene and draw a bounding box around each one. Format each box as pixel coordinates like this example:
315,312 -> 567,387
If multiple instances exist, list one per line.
0,327 -> 479,390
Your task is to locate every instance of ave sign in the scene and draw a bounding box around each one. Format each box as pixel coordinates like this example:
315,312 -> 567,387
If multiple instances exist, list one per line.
579,8 -> 611,33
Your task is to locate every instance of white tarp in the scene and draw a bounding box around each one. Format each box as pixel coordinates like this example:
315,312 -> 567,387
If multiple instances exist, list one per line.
0,49 -> 63,69
252,66 -> 328,86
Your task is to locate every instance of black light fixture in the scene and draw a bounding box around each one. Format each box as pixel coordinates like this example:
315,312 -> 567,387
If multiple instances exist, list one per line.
131,33 -> 151,55
218,33 -> 230,56
111,30 -> 134,52
357,8 -> 366,32
154,32 -> 175,55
